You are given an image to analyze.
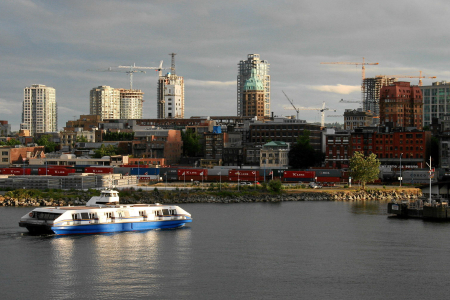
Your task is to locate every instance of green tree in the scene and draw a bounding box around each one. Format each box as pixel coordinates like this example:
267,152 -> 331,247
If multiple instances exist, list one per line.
181,129 -> 202,157
36,135 -> 57,152
93,144 -> 118,158
5,139 -> 21,146
76,135 -> 88,143
349,151 -> 381,189
288,130 -> 324,169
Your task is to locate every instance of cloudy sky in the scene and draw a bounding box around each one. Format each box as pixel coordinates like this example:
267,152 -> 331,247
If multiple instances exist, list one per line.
1,0 -> 449,131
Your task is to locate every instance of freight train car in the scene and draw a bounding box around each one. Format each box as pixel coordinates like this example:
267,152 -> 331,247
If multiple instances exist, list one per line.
283,171 -> 315,182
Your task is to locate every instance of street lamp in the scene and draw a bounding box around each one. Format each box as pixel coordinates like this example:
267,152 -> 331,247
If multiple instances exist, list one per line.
219,172 -> 221,191
237,171 -> 240,191
399,153 -> 403,187
138,158 -> 143,182
254,171 -> 257,189
165,172 -> 167,190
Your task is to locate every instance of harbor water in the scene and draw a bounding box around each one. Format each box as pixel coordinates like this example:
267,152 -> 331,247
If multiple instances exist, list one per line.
2,201 -> 450,299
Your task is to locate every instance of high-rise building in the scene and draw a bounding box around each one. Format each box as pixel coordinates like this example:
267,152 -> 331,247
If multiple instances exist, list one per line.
242,69 -> 265,118
362,76 -> 397,117
379,81 -> 423,129
157,53 -> 185,119
237,54 -> 270,118
90,86 -> 120,120
419,81 -> 450,127
119,89 -> 144,119
22,84 -> 57,136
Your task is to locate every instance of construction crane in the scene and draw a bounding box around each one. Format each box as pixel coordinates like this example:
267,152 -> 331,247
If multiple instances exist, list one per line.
327,115 -> 343,117
284,101 -> 334,128
320,57 -> 379,81
88,61 -> 166,89
282,91 -> 300,120
380,71 -> 436,86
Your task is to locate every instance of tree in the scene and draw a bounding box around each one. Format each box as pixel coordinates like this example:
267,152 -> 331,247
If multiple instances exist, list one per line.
76,135 -> 88,143
36,135 -> 57,152
349,151 -> 380,189
288,130 -> 324,169
93,144 -> 118,158
181,129 -> 202,157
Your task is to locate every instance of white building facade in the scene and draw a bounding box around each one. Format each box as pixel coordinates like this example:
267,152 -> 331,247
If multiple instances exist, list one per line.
90,86 -> 120,120
22,84 -> 57,136
157,74 -> 185,119
119,89 -> 144,119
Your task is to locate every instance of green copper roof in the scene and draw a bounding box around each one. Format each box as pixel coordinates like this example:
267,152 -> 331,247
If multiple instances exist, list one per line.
244,69 -> 264,91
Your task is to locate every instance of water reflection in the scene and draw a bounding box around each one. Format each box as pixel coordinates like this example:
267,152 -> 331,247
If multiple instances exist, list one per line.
350,201 -> 387,215
45,228 -> 192,299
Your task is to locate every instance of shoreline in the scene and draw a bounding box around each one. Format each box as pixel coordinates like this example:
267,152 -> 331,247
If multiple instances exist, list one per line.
0,187 -> 422,206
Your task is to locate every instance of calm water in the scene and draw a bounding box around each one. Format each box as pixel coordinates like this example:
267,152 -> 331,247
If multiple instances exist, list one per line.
1,201 -> 450,300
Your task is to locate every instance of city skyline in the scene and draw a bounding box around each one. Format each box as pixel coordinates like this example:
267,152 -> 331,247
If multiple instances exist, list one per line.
1,1 -> 450,131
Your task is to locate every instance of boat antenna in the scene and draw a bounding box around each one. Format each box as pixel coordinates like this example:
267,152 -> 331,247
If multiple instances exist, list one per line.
426,156 -> 433,204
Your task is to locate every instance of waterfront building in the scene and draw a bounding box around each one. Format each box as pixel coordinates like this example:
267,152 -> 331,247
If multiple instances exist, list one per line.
22,84 -> 57,136
157,53 -> 184,119
379,81 -> 423,129
419,81 -> 450,127
90,86 -> 120,120
237,54 -> 270,118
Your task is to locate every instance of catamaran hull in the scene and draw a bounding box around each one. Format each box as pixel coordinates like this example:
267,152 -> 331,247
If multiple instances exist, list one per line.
21,219 -> 192,235
52,219 -> 192,235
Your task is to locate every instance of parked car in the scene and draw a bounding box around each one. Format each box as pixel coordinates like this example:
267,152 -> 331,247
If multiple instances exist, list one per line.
309,182 -> 322,189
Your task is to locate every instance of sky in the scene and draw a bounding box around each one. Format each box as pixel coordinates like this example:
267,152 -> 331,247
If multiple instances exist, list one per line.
1,0 -> 450,131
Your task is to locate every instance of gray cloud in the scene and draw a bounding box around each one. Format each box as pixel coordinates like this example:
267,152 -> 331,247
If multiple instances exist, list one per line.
0,0 -> 449,130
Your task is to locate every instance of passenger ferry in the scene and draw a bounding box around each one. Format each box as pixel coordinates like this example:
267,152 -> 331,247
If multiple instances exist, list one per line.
19,189 -> 192,235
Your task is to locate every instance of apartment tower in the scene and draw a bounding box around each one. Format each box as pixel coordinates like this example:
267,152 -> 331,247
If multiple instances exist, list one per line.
22,84 -> 57,136
157,53 -> 185,119
90,86 -> 120,120
419,81 -> 450,127
379,81 -> 423,129
119,89 -> 144,119
362,76 -> 397,117
237,54 -> 270,118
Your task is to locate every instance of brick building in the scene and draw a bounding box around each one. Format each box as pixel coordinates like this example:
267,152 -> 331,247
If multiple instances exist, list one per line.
379,81 -> 423,129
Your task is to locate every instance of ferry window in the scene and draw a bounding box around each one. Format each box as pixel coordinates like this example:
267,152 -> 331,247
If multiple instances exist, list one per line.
88,213 -> 96,219
155,210 -> 162,216
72,214 -> 79,220
162,209 -> 170,215
81,213 -> 89,219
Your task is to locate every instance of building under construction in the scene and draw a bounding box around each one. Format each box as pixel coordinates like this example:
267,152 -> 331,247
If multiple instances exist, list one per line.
157,53 -> 185,119
362,76 -> 397,117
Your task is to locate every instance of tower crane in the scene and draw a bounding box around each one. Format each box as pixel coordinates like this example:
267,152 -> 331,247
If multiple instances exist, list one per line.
282,91 -> 300,120
320,57 -> 379,81
380,71 -> 436,86
284,100 -> 335,128
88,61 -> 166,89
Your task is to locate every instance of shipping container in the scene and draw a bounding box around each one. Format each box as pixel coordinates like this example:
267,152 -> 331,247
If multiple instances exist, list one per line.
1,168 -> 32,175
113,167 -> 131,175
228,170 -> 259,177
283,177 -> 315,183
130,168 -> 160,176
84,167 -> 113,174
138,175 -> 159,181
228,176 -> 265,182
120,164 -> 149,168
177,169 -> 208,176
160,168 -> 178,175
309,169 -> 342,177
316,176 -> 341,183
283,171 -> 315,179
207,175 -> 229,182
178,175 -> 208,182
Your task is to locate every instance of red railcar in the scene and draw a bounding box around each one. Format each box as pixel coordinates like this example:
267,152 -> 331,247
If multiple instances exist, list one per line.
177,169 -> 208,176
178,175 -> 208,182
316,176 -> 341,183
84,167 -> 113,174
228,176 -> 265,182
207,175 -> 230,182
38,168 -> 76,176
1,168 -> 31,175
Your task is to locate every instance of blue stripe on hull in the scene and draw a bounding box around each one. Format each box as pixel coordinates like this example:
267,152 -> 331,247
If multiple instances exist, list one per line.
52,219 -> 192,235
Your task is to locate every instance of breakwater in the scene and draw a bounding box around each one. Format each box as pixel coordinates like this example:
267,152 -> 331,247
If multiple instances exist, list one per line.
0,188 -> 422,206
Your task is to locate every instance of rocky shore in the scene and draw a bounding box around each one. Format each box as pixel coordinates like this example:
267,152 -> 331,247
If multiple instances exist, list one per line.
0,188 -> 422,207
